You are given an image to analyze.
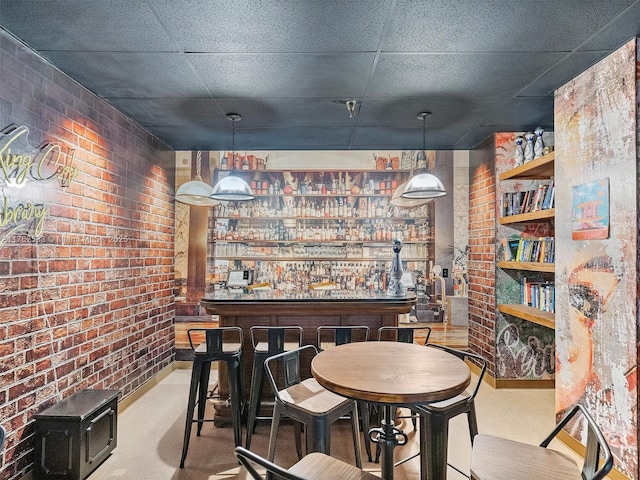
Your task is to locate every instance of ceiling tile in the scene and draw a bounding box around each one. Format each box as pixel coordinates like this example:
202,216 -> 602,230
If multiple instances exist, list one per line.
0,0 -> 180,51
151,0 -> 392,53
188,53 -> 375,98
366,52 -> 566,98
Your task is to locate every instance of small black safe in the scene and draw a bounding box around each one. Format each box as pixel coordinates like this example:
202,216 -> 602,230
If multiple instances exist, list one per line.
34,389 -> 119,480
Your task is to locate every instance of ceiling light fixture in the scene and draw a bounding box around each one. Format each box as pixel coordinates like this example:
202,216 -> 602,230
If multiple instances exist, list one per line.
346,100 -> 356,118
210,114 -> 255,202
400,112 -> 447,200
175,150 -> 219,206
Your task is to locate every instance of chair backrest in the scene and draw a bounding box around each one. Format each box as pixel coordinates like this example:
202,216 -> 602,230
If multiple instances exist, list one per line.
377,325 -> 431,345
235,446 -> 304,480
426,343 -> 487,400
187,327 -> 243,353
316,325 -> 370,350
264,345 -> 318,400
249,326 -> 304,354
540,404 -> 613,480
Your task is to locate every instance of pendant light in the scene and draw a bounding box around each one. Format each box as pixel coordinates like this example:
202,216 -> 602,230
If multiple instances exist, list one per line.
175,150 -> 219,206
210,114 -> 255,202
400,112 -> 446,200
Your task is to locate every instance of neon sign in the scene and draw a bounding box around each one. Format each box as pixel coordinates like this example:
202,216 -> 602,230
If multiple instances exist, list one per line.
0,124 -> 81,244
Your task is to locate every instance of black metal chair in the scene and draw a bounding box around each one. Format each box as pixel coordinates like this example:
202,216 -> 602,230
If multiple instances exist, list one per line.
180,327 -> 245,468
245,326 -> 304,449
372,325 -> 433,463
316,325 -> 373,462
264,345 -> 362,467
235,446 -> 379,480
316,325 -> 370,351
410,343 -> 487,477
470,404 -> 613,480
377,325 -> 432,345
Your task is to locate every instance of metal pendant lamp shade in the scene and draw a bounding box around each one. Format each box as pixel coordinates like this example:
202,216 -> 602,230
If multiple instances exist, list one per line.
401,112 -> 447,200
210,114 -> 255,202
175,151 -> 219,206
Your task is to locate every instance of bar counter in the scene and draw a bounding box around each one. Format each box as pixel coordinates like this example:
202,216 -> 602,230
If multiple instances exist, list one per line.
200,289 -> 416,424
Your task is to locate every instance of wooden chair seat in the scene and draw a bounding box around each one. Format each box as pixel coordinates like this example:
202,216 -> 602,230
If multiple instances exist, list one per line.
470,434 -> 582,480
424,391 -> 470,411
288,452 -> 380,480
236,447 -> 378,480
470,405 -> 613,480
278,378 -> 353,416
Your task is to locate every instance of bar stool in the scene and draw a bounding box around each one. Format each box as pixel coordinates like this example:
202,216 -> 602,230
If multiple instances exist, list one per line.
245,326 -> 304,449
316,325 -> 373,462
180,327 -> 244,468
264,345 -> 362,467
372,325 -> 432,462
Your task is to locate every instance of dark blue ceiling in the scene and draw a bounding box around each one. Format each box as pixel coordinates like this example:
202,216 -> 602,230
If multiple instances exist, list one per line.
1,0 -> 638,151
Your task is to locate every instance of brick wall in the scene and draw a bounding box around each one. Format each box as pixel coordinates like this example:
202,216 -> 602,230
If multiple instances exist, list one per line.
0,30 -> 175,480
467,137 -> 496,377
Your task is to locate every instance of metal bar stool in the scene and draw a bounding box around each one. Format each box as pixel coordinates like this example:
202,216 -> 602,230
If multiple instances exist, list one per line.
372,325 -> 432,463
316,325 -> 373,462
264,345 -> 362,467
408,344 -> 487,478
180,327 -> 245,468
245,326 -> 304,449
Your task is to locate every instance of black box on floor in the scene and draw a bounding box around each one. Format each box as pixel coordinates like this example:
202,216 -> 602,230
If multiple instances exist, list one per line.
34,389 -> 119,480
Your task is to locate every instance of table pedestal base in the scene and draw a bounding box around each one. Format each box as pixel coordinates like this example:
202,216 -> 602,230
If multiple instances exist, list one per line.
368,405 -> 407,480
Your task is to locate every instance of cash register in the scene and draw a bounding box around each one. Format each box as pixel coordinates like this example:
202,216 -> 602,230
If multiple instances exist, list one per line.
226,270 -> 251,293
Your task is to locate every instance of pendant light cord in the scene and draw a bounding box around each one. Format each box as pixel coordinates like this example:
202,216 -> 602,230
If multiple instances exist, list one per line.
195,150 -> 203,181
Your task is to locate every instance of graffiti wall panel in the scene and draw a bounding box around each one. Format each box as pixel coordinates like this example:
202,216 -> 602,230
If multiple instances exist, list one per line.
555,38 -> 638,477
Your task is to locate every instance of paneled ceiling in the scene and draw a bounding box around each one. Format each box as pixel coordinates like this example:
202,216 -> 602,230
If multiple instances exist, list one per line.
1,1 -> 639,151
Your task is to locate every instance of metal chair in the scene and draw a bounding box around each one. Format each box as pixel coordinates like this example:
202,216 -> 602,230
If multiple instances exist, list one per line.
180,327 -> 245,468
377,325 -> 432,345
316,325 -> 373,462
316,325 -> 370,351
376,326 -> 432,426
371,325 -> 433,463
245,326 -> 304,449
410,344 -> 487,478
470,404 -> 613,480
264,345 -> 362,467
235,446 -> 379,480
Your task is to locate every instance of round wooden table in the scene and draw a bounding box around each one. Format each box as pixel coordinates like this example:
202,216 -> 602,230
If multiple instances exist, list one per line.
311,341 -> 471,480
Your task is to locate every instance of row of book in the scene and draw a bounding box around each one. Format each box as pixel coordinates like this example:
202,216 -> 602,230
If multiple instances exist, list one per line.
502,236 -> 555,263
521,278 -> 555,313
502,181 -> 555,217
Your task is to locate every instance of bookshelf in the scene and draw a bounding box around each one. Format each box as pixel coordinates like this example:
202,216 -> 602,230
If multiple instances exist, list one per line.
498,151 -> 555,328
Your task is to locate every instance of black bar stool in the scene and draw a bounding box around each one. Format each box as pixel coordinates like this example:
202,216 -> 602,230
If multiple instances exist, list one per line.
245,326 -> 303,449
372,325 -> 432,462
316,325 -> 373,462
180,327 -> 244,468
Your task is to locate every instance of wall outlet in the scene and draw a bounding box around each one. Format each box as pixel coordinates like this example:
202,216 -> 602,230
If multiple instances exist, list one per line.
442,268 -> 449,278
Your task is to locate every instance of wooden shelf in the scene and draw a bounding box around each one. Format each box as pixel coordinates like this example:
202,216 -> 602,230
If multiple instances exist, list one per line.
499,152 -> 555,181
212,257 -> 428,262
210,239 -> 433,245
217,168 -> 412,174
216,216 -> 426,222
498,260 -> 555,273
499,208 -> 555,225
498,304 -> 555,329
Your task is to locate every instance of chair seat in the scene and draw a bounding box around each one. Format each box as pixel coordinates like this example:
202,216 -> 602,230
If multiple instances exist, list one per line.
470,434 -> 582,480
194,342 -> 242,355
254,341 -> 301,353
288,452 -> 379,480
423,390 -> 470,411
279,378 -> 351,416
